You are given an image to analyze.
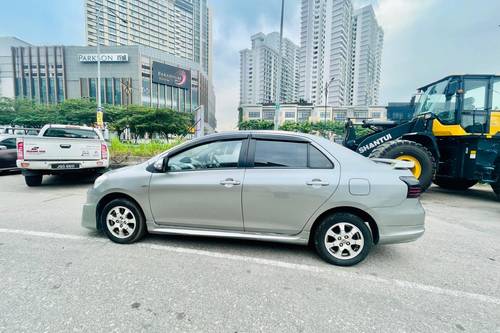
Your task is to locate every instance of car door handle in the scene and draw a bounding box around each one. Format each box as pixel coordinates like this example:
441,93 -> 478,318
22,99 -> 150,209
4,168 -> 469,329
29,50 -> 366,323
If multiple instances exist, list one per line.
60,144 -> 71,149
220,178 -> 241,187
306,179 -> 329,186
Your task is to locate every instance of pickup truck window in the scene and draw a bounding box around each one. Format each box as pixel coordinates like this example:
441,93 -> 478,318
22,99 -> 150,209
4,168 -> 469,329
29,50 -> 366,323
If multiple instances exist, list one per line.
43,128 -> 99,139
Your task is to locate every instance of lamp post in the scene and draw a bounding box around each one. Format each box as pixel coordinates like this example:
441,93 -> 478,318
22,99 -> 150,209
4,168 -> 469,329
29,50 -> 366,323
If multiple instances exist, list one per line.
323,77 -> 335,123
273,0 -> 285,130
94,5 -> 127,129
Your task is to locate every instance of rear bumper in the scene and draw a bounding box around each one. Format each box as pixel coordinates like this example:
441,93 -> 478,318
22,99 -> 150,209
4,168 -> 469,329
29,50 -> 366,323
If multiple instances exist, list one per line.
81,202 -> 98,230
371,199 -> 425,244
17,159 -> 109,172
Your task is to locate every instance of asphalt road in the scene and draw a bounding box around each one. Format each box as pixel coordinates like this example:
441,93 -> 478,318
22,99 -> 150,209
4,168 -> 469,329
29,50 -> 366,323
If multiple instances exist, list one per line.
0,172 -> 499,332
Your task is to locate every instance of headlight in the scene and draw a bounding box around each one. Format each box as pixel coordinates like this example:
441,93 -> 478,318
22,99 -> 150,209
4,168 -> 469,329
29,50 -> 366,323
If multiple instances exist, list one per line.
94,174 -> 108,188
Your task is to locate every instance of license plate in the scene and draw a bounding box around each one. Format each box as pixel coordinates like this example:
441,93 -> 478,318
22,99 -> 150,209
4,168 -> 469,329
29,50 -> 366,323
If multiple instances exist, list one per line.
52,163 -> 80,169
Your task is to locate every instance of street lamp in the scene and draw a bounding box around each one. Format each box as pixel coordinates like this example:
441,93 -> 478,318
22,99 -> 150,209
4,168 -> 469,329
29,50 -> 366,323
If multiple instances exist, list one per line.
273,0 -> 285,130
324,77 -> 335,123
95,5 -> 127,129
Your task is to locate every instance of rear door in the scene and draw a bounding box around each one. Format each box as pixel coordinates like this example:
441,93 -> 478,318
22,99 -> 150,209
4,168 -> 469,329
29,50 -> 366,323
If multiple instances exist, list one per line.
242,137 -> 340,234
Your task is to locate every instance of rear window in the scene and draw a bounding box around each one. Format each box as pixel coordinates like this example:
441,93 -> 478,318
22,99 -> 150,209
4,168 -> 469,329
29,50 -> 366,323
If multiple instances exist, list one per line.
43,128 -> 99,139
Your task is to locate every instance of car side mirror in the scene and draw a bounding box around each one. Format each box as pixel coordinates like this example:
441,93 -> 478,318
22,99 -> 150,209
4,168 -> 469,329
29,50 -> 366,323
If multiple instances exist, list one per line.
153,157 -> 167,172
0,145 -> 7,151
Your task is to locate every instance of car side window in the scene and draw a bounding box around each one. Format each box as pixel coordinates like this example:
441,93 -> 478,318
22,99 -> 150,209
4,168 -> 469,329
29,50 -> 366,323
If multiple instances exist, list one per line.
0,138 -> 16,149
309,145 -> 333,169
167,140 -> 243,171
254,140 -> 307,168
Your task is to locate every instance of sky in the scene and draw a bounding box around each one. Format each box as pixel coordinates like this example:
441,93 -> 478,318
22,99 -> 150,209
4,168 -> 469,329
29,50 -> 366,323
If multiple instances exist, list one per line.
1,0 -> 500,130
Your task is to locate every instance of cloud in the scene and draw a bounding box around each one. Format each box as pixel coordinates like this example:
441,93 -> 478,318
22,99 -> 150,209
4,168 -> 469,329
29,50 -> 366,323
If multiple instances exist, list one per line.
373,0 -> 435,34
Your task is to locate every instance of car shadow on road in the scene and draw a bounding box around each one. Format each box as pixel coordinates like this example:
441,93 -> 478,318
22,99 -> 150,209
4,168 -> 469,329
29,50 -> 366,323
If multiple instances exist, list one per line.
39,174 -> 99,187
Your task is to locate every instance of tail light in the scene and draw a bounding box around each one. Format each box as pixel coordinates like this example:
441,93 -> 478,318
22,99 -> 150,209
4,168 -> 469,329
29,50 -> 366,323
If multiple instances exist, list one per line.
400,176 -> 421,198
101,144 -> 108,160
17,140 -> 24,160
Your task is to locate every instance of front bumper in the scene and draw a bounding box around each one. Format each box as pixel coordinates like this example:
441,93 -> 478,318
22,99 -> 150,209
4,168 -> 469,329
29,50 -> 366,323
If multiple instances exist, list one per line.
372,199 -> 425,244
81,202 -> 98,230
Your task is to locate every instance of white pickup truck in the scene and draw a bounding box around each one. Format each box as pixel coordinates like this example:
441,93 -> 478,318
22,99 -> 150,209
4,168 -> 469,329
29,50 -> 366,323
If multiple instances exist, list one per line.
16,124 -> 109,186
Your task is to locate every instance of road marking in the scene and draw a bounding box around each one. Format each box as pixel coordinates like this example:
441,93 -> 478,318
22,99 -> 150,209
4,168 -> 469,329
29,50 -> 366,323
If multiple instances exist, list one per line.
1,227 -> 500,306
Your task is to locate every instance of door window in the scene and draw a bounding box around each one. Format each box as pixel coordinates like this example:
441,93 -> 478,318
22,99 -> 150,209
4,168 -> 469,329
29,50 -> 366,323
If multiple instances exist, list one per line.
254,140 -> 307,168
0,138 -> 16,149
491,79 -> 500,111
462,79 -> 488,133
167,140 -> 242,171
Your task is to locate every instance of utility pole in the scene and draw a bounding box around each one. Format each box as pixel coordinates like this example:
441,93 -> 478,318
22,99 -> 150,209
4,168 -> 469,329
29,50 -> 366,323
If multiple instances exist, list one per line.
273,0 -> 285,130
324,77 -> 335,123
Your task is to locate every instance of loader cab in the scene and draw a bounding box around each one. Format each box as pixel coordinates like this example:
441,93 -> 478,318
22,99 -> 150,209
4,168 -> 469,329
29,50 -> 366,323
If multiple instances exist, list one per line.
414,75 -> 500,137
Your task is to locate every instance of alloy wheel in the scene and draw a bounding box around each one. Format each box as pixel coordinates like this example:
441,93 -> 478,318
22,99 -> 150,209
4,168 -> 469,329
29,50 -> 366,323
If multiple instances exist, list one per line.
106,206 -> 137,239
324,222 -> 365,260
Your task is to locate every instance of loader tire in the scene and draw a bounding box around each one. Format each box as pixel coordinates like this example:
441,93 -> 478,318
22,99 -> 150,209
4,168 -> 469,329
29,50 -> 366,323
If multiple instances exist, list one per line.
433,177 -> 477,191
369,140 -> 436,191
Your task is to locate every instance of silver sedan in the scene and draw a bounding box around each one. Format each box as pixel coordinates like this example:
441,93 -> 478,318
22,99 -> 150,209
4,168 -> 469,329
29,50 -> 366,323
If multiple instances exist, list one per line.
82,131 -> 425,266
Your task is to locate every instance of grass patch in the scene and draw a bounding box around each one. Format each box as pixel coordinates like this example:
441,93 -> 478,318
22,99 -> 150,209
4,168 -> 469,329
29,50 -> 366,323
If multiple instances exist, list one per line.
109,137 -> 182,159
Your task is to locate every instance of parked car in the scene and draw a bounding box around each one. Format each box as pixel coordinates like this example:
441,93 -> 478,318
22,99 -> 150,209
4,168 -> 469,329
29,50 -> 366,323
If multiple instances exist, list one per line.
0,135 -> 19,173
17,124 -> 109,186
81,131 -> 425,266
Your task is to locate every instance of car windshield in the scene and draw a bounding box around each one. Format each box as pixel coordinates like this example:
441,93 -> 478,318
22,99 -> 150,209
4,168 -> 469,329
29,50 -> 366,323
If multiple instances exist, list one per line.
43,128 -> 99,139
414,78 -> 457,124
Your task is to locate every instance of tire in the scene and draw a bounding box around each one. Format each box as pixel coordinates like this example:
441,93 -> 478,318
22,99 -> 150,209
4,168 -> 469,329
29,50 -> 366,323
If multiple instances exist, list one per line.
434,177 -> 477,191
100,198 -> 147,244
25,175 -> 43,187
492,181 -> 500,201
369,139 -> 436,191
314,212 -> 373,266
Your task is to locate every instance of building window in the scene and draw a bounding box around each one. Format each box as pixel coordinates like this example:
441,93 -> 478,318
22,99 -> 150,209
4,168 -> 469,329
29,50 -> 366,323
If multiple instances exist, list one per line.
285,111 -> 295,119
56,77 -> 64,103
248,111 -> 260,119
371,112 -> 381,119
262,111 -> 275,120
114,78 -> 122,105
172,87 -> 179,110
166,86 -> 172,108
152,83 -> 159,107
89,78 -> 96,99
106,78 -> 113,104
142,78 -> 150,106
159,85 -> 166,108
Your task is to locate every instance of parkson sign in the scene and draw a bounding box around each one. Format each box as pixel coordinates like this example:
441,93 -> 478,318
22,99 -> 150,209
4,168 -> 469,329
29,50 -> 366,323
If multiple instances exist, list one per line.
78,53 -> 129,63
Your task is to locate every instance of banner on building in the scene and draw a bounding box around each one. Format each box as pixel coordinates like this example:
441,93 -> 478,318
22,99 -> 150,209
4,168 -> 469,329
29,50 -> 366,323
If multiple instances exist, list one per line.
79,54 -> 129,62
152,61 -> 191,89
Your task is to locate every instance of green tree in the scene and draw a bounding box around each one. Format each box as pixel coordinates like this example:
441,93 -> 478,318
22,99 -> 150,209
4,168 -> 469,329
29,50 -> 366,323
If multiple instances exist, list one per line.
238,119 -> 274,130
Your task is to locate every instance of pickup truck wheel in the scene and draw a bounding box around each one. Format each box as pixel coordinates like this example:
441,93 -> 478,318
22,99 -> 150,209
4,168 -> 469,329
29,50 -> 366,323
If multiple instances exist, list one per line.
101,199 -> 146,244
369,140 -> 435,191
314,213 -> 373,266
25,175 -> 43,187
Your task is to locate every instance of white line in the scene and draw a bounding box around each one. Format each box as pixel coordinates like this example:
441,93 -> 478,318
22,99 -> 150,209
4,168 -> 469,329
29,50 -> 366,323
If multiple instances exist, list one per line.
1,227 -> 500,306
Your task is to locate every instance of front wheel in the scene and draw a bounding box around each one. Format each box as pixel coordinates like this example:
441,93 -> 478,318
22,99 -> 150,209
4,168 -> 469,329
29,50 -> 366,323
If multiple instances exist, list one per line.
101,199 -> 147,244
314,213 -> 373,266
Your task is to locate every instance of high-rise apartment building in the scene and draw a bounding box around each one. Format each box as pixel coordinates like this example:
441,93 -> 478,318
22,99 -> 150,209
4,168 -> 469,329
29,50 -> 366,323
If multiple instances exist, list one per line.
85,0 -> 212,77
299,0 -> 353,106
298,0 -> 383,107
239,32 -> 299,105
349,5 -> 384,106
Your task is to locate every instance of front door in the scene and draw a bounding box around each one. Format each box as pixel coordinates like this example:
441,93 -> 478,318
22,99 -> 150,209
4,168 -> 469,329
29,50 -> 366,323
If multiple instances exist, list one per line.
242,139 -> 340,234
149,139 -> 246,230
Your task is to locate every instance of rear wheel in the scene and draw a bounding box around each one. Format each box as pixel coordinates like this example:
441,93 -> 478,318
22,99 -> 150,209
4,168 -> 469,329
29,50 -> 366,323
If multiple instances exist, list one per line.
314,213 -> 373,266
434,177 -> 477,191
25,175 -> 43,187
369,139 -> 436,191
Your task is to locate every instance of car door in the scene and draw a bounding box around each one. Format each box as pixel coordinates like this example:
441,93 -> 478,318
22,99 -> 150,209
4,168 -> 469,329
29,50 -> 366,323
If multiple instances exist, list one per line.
0,137 -> 17,169
242,137 -> 340,234
149,138 -> 247,231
